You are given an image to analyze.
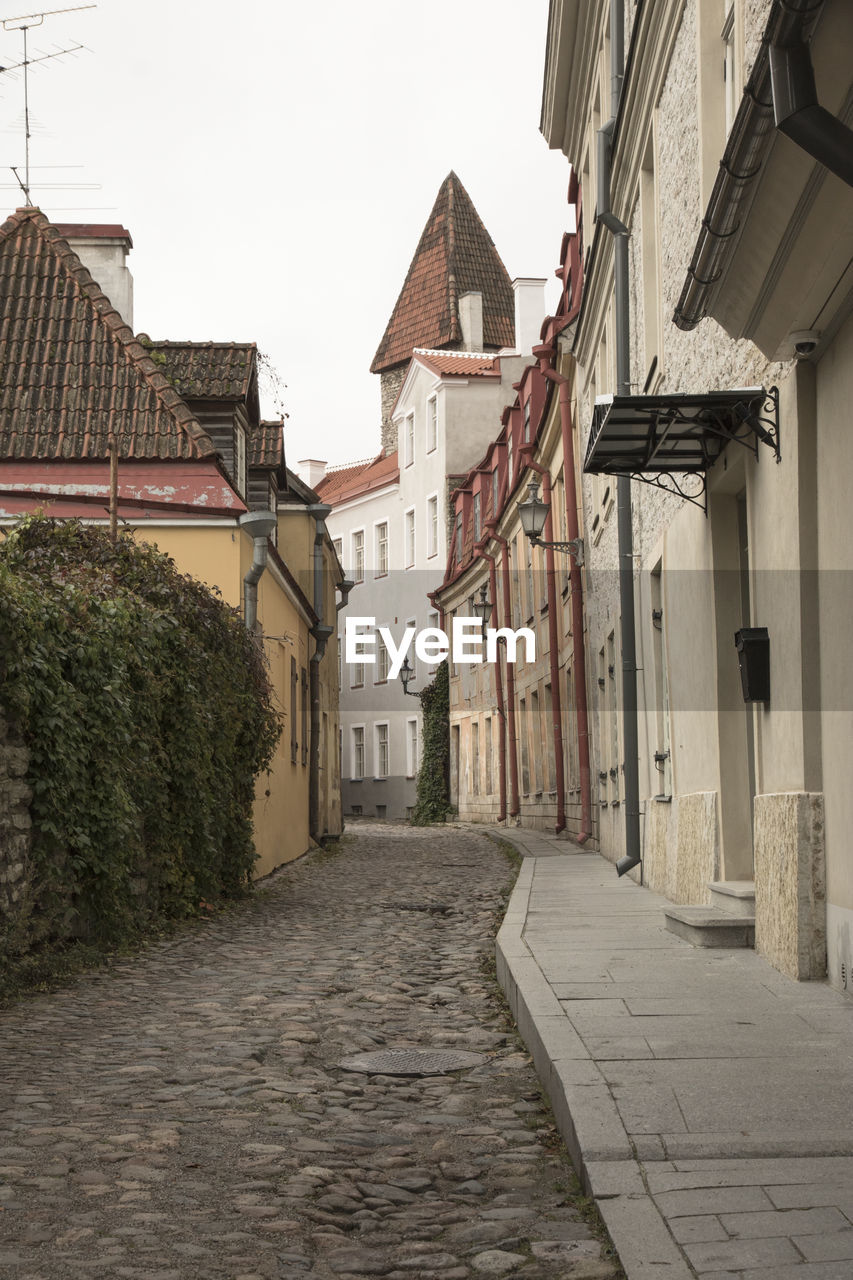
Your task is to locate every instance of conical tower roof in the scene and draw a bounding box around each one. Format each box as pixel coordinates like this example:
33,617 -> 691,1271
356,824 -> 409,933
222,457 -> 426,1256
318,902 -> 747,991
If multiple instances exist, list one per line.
370,172 -> 515,374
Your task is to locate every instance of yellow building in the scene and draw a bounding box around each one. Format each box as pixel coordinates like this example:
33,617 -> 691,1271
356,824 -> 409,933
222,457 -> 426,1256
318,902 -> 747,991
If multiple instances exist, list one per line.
0,207 -> 343,876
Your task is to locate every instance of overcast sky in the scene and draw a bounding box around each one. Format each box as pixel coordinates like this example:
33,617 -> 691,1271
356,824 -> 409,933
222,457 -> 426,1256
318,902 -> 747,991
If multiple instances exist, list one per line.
0,0 -> 572,468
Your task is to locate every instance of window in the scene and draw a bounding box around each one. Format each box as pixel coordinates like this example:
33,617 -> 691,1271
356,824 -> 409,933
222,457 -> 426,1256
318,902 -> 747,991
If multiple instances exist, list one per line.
484,716 -> 492,795
290,657 -> 299,764
519,697 -> 530,795
375,722 -> 389,778
427,397 -> 437,452
405,413 -> 415,467
473,492 -> 481,543
523,397 -> 531,443
376,636 -> 390,683
545,685 -> 556,792
427,494 -> 438,558
375,522 -> 388,576
333,537 -> 342,562
351,662 -> 365,688
492,467 -> 499,517
407,717 -> 419,777
352,529 -> 364,583
301,668 -> 308,767
471,721 -> 480,795
337,636 -> 342,684
723,4 -> 736,135
455,511 -> 463,563
235,425 -> 247,497
405,509 -> 415,568
506,432 -> 514,487
531,688 -> 541,794
352,726 -> 365,779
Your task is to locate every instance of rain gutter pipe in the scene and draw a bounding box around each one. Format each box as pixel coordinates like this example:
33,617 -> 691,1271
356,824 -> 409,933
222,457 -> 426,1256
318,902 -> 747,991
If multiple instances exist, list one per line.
535,355 -> 593,845
308,502 -> 333,843
475,545 -> 507,823
598,0 -> 642,877
239,509 -> 278,632
518,450 -> 567,836
675,0 -> 850,331
489,531 -> 521,818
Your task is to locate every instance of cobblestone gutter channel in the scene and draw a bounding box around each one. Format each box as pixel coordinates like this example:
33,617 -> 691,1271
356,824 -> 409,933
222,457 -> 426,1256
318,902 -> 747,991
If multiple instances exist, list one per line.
0,823 -> 622,1280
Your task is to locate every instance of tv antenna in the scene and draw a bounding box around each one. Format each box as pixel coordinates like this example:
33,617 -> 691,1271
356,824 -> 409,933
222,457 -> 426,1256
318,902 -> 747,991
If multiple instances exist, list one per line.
1,4 -> 95,204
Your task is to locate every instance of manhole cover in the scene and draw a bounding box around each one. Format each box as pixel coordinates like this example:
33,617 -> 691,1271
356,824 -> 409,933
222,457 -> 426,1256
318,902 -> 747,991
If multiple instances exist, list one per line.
338,1048 -> 487,1076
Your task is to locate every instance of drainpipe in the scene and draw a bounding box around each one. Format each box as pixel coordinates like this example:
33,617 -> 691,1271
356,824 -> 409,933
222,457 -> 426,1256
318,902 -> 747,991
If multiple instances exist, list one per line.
536,356 -> 593,845
239,510 -> 278,631
769,0 -> 853,189
307,502 -> 333,843
518,449 -> 567,836
598,0 -> 642,878
490,533 -> 521,818
475,546 -> 507,823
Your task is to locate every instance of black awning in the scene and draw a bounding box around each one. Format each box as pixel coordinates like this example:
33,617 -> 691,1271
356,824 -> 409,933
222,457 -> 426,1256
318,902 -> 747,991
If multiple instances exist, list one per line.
584,388 -> 779,478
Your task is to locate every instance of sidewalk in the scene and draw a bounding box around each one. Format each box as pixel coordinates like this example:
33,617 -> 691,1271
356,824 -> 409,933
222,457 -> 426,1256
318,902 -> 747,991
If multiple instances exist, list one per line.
488,826 -> 853,1280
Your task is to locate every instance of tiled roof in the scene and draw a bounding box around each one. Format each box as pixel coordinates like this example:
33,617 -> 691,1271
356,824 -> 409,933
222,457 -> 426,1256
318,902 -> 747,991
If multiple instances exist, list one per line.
56,223 -> 133,246
250,420 -> 283,469
370,172 -> 515,374
315,451 -> 399,505
0,208 -> 214,462
414,348 -> 501,377
143,340 -> 258,405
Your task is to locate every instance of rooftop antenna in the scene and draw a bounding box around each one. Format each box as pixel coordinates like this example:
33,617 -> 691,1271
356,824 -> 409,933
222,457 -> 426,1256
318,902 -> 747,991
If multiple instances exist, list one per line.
1,4 -> 95,204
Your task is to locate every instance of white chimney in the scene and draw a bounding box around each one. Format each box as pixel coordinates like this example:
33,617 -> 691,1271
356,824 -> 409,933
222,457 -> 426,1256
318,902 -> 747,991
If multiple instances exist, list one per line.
59,224 -> 134,327
296,459 -> 328,489
458,291 -> 484,352
512,278 -> 548,356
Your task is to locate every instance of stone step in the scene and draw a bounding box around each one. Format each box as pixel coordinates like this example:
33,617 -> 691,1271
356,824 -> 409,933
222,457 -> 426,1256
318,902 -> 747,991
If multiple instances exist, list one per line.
664,905 -> 755,949
708,879 -> 756,918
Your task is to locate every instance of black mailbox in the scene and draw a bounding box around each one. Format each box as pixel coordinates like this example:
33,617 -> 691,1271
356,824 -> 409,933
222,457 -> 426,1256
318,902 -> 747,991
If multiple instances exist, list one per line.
734,627 -> 770,702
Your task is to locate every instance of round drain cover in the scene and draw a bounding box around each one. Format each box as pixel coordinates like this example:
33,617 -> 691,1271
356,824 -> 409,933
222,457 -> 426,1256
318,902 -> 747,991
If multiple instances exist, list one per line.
338,1048 -> 487,1076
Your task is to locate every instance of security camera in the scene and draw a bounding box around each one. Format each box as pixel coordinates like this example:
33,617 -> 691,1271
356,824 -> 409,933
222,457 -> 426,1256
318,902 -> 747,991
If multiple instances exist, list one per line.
790,330 -> 820,357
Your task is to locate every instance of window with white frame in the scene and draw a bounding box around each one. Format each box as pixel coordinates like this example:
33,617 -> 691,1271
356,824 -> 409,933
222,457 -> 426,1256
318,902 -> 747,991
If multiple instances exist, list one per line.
405,508 -> 415,567
351,661 -> 365,688
375,521 -> 388,576
407,717 -> 419,777
352,529 -> 364,583
333,537 -> 342,562
427,494 -> 438,558
351,725 -> 365,779
375,722 -> 389,778
376,635 -> 390,683
427,397 -> 437,452
473,491 -> 481,543
405,413 -> 415,467
523,397 -> 531,443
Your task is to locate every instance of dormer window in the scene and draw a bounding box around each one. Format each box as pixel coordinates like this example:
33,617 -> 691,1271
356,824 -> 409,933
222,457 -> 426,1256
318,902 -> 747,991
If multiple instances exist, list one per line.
473,492 -> 482,543
235,425 -> 247,498
523,398 -> 531,443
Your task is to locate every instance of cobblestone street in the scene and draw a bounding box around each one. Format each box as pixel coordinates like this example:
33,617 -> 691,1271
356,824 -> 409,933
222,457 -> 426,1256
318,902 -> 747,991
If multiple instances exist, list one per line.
0,823 -> 621,1280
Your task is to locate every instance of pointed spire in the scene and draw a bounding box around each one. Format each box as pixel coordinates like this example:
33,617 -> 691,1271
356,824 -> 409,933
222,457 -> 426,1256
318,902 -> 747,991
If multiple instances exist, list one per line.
370,172 -> 515,374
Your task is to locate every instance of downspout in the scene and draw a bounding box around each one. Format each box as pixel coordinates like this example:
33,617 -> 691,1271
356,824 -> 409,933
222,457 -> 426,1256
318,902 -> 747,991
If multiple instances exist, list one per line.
536,358 -> 593,845
598,0 -> 642,877
307,502 -> 333,843
476,547 -> 507,823
239,510 -> 278,631
491,533 -> 521,817
519,450 -> 567,836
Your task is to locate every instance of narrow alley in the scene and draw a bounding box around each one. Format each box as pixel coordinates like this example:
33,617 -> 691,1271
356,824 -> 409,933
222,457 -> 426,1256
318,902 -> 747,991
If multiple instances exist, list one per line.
0,824 -> 620,1280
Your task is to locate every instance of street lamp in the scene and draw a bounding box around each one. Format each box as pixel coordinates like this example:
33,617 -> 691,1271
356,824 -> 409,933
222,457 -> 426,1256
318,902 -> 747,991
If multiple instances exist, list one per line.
400,655 -> 418,696
518,480 -> 584,567
471,582 -> 492,625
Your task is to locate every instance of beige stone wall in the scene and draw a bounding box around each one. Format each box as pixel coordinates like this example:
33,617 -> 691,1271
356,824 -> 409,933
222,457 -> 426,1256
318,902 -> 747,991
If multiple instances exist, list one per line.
754,792 -> 826,980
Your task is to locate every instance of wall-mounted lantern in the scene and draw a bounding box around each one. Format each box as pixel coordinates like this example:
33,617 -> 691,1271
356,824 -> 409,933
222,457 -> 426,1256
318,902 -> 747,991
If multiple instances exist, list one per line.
518,481 -> 584,566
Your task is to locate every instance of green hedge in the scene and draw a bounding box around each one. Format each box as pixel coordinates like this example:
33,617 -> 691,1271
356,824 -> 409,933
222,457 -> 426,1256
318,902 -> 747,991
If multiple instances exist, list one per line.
410,660 -> 452,825
0,517 -> 280,957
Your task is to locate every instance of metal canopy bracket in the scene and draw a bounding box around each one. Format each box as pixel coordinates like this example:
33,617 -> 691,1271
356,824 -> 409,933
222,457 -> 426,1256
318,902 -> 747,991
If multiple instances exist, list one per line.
584,386 -> 779,514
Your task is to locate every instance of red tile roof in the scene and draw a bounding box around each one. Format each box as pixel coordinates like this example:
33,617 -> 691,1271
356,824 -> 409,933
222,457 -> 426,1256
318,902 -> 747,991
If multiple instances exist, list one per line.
370,172 -> 515,374
0,208 -> 214,462
144,339 -> 258,405
55,223 -> 133,246
414,348 -> 501,377
250,420 -> 284,469
315,451 -> 399,505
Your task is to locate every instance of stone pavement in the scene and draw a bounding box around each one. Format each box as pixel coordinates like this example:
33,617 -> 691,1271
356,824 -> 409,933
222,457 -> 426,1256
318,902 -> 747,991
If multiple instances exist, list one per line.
0,823 -> 621,1280
491,825 -> 853,1280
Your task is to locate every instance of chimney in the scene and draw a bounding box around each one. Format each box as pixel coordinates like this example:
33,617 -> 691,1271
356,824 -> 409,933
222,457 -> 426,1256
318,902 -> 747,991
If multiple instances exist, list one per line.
512,278 -> 548,355
57,224 -> 134,327
458,291 -> 484,352
296,459 -> 328,489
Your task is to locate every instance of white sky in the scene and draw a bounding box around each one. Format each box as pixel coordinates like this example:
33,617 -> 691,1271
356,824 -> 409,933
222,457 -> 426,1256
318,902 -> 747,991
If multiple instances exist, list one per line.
0,0 -> 572,468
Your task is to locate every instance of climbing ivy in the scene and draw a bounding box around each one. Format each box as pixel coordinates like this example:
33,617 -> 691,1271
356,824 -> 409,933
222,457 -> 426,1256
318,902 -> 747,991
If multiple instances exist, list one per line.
410,660 -> 452,826
0,517 -> 280,958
